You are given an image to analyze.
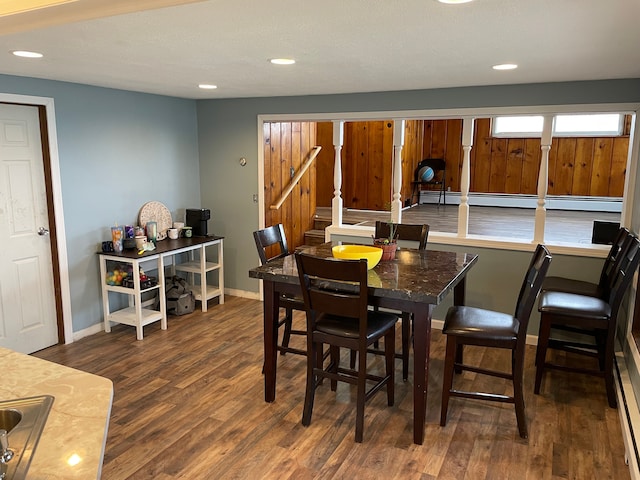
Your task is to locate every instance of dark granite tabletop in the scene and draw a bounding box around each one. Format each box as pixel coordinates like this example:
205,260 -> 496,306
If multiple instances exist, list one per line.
249,241 -> 478,305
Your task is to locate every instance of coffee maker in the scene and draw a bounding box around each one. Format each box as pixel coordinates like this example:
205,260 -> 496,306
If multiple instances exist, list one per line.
186,208 -> 211,236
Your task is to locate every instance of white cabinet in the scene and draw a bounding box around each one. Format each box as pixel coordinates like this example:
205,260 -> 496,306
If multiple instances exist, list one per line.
98,236 -> 224,339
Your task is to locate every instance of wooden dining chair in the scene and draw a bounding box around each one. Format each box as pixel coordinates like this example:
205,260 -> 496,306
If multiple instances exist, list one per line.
374,221 -> 430,250
440,244 -> 552,439
541,226 -> 631,298
253,224 -> 306,357
355,221 -> 430,380
535,234 -> 640,408
295,252 -> 398,443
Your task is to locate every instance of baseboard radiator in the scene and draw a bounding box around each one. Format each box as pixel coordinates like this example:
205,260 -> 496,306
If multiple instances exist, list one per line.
616,351 -> 640,480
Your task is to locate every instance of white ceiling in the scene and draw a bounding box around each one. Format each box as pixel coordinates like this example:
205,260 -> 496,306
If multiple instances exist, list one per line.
1,0 -> 639,100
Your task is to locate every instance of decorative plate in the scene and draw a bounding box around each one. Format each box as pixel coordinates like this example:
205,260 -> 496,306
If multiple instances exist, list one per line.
138,201 -> 173,241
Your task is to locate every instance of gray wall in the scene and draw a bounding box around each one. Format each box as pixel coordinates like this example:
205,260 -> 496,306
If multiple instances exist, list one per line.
0,74 -> 201,333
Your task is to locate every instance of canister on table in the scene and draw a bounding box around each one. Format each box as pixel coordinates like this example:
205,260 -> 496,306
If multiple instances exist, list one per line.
111,226 -> 124,252
146,221 -> 158,245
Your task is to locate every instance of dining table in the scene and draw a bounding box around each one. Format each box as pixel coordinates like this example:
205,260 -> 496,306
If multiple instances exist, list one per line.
248,241 -> 478,445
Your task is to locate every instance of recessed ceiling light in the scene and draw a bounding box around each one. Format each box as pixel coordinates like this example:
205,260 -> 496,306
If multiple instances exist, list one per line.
438,0 -> 474,4
12,50 -> 43,58
270,58 -> 295,65
493,63 -> 518,70
198,84 -> 217,90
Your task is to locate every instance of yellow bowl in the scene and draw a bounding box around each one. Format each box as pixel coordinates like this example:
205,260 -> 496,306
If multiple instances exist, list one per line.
332,245 -> 383,270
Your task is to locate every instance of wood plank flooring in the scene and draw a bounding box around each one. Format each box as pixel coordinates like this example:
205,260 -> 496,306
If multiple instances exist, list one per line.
316,205 -> 621,245
33,296 -> 630,479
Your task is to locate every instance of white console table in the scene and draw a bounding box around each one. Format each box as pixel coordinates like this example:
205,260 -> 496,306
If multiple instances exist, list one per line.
98,236 -> 224,339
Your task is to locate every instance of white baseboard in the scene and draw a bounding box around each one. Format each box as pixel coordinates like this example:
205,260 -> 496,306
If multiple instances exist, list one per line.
72,322 -> 104,342
418,191 -> 622,213
225,288 -> 260,300
616,351 -> 640,480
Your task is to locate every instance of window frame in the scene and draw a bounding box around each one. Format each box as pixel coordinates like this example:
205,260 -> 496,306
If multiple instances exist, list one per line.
492,113 -> 625,138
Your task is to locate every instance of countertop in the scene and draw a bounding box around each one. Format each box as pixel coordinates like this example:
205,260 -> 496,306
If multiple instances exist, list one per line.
0,347 -> 113,479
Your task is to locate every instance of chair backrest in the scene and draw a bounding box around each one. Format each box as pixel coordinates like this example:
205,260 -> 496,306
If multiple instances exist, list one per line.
374,221 -> 429,250
514,244 -> 553,340
606,234 -> 640,320
295,253 -> 369,335
253,224 -> 290,265
598,227 -> 632,293
414,158 -> 446,181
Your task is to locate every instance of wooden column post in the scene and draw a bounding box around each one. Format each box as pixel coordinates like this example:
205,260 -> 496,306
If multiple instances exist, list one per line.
392,120 -> 405,223
331,120 -> 344,228
458,117 -> 474,237
534,115 -> 553,243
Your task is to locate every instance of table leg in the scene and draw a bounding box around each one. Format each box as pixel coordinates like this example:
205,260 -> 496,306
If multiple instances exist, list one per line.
453,278 -> 467,368
412,302 -> 434,445
263,280 -> 279,402
453,277 -> 466,306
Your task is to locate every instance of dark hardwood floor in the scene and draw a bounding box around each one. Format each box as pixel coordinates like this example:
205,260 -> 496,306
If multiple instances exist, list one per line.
34,296 -> 629,479
317,204 -> 620,245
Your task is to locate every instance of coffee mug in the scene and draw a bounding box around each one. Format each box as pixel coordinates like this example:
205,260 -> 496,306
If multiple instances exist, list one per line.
168,228 -> 179,240
135,235 -> 147,249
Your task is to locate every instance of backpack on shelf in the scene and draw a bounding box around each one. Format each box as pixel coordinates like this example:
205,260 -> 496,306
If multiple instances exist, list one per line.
165,275 -> 196,316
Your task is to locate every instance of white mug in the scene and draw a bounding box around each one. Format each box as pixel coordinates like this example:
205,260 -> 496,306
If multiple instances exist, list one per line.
168,228 -> 179,240
135,235 -> 147,249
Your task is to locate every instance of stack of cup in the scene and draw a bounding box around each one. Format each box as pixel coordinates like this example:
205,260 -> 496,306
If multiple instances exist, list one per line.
173,222 -> 184,237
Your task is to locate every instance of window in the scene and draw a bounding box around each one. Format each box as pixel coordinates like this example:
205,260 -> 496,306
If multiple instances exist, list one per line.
492,113 -> 623,137
553,114 -> 623,136
492,115 -> 543,137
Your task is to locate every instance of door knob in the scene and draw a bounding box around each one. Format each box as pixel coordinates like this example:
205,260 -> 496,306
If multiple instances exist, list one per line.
38,227 -> 50,236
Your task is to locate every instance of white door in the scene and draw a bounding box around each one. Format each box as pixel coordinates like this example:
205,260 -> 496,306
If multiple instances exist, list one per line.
0,103 -> 58,353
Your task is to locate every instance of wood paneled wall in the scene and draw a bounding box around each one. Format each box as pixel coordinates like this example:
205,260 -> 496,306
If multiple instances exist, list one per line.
470,118 -> 542,195
316,121 -> 392,209
317,118 -> 629,210
316,120 -> 418,209
315,122 -> 335,207
472,118 -> 628,197
263,122 -> 317,251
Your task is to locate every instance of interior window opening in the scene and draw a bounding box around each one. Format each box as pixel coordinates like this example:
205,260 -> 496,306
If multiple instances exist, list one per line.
262,109 -> 632,253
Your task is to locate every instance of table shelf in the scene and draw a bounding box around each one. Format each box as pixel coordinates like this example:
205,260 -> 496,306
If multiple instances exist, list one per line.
174,261 -> 220,274
104,284 -> 160,295
167,237 -> 224,313
106,306 -> 163,328
191,284 -> 222,303
99,236 -> 224,340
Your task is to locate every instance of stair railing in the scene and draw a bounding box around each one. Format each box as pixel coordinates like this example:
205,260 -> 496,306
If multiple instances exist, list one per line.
270,145 -> 322,210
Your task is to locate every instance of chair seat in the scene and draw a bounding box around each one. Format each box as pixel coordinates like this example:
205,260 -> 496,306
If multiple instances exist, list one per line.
542,276 -> 601,297
278,294 -> 304,310
317,311 -> 398,341
538,291 -> 611,320
443,306 -> 518,344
